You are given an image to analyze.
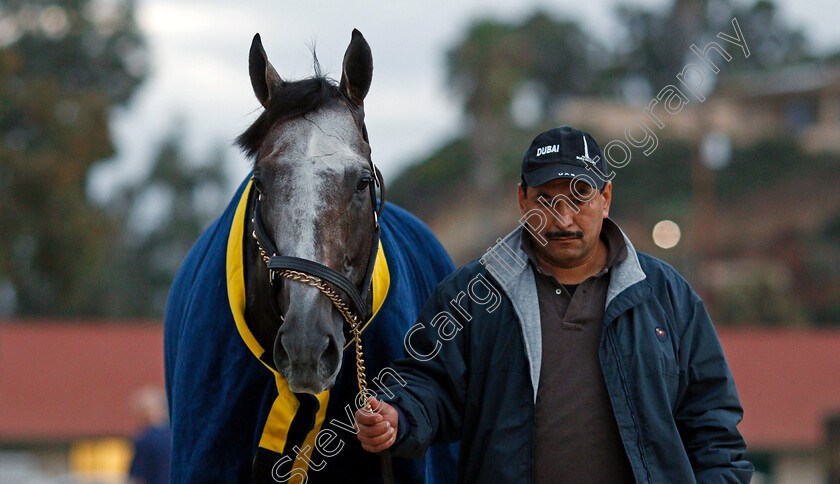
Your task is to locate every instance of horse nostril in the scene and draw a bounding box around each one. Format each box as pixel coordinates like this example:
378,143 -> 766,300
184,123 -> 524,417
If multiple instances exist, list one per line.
318,337 -> 340,379
273,331 -> 290,373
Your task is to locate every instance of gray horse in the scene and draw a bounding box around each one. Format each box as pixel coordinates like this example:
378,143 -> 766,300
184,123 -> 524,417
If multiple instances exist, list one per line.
164,30 -> 459,483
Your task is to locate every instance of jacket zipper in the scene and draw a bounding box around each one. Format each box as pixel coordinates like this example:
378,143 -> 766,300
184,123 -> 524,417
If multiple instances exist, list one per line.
529,378 -> 536,484
606,327 -> 653,484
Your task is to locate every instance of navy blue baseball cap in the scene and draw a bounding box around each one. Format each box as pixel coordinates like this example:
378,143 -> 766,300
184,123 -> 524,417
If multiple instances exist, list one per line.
521,126 -> 608,189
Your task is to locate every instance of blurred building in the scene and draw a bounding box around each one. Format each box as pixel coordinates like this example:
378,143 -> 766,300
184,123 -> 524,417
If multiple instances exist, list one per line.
555,63 -> 840,155
2,322 -> 839,483
0,322 -> 164,483
720,327 -> 840,484
720,65 -> 840,154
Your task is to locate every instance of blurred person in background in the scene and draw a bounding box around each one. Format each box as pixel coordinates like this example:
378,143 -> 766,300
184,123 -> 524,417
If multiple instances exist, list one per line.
129,386 -> 171,484
356,126 -> 752,483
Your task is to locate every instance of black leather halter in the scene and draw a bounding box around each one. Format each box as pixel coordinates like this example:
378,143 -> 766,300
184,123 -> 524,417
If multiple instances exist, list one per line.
250,159 -> 386,330
250,151 -> 395,484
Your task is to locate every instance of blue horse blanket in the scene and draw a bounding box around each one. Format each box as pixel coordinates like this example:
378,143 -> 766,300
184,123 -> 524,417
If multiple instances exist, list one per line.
164,175 -> 458,483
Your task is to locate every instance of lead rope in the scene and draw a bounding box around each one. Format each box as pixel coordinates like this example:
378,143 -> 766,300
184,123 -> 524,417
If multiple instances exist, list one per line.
254,238 -> 395,483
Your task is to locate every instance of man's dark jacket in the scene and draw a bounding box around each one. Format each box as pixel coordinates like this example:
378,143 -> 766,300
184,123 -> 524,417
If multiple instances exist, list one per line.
385,225 -> 753,483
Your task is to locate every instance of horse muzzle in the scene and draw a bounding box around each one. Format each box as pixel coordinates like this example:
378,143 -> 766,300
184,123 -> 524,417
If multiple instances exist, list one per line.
273,324 -> 342,394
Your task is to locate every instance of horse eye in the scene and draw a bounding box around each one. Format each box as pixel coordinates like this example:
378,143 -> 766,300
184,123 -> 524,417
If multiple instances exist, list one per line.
253,177 -> 265,194
356,176 -> 372,192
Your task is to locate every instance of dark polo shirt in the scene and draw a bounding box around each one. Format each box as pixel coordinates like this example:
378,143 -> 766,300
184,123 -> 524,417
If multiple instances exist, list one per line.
521,218 -> 636,484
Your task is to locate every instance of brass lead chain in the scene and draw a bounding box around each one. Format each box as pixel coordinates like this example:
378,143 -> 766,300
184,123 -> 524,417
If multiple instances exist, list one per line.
251,221 -> 372,411
251,226 -> 272,265
351,314 -> 372,412
273,268 -> 372,412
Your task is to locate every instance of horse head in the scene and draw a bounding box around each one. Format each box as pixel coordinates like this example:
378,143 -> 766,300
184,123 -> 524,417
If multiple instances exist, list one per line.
237,30 -> 376,394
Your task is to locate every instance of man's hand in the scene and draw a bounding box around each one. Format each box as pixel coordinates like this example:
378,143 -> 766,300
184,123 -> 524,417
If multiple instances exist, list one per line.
355,397 -> 399,453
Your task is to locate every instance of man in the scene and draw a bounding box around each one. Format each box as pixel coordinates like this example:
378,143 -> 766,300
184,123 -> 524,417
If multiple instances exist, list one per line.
129,386 -> 171,484
355,126 -> 753,483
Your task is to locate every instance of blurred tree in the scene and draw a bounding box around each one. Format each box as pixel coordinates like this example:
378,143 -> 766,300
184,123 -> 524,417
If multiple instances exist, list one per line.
449,12 -> 613,120
613,0 -> 810,97
405,0 -> 813,203
446,12 -> 610,190
392,0 -> 838,325
103,126 -> 229,317
0,0 -> 146,316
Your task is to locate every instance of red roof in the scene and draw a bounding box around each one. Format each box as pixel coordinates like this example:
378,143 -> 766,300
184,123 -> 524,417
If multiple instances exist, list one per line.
0,321 -> 164,444
0,322 -> 838,452
719,327 -> 840,451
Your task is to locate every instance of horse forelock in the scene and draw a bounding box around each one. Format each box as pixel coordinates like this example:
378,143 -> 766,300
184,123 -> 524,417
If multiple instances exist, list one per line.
235,75 -> 365,163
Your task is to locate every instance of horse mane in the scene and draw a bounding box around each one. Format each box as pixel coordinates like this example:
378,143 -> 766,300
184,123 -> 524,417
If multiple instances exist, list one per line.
236,57 -> 357,162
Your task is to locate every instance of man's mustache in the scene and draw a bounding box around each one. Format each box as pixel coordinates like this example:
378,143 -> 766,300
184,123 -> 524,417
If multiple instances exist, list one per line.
545,230 -> 583,239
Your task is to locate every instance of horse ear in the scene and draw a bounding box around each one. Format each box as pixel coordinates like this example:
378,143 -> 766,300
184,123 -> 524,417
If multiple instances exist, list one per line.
249,33 -> 283,109
339,29 -> 373,106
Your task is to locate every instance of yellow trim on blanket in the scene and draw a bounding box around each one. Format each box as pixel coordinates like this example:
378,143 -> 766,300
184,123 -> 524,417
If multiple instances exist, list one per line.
226,179 -> 390,468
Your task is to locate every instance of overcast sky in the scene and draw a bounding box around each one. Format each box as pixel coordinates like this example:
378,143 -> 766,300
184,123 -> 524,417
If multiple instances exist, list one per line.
88,0 -> 840,201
